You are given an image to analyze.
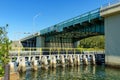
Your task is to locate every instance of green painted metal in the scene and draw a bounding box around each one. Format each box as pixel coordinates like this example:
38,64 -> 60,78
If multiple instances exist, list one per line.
40,8 -> 100,35
44,22 -> 104,42
21,8 -> 104,48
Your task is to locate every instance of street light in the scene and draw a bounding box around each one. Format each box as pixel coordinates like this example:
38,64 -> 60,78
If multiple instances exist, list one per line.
33,13 -> 41,34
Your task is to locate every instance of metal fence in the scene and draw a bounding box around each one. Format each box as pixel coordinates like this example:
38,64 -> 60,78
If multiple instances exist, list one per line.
9,47 -> 104,57
40,8 -> 100,35
101,0 -> 120,9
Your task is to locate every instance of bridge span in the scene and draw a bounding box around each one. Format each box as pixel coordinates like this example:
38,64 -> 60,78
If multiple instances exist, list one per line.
11,0 -> 120,68
19,8 -> 104,48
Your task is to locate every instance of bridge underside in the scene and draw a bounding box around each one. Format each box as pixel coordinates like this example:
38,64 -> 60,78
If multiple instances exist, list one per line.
42,18 -> 104,48
20,9 -> 104,48
21,18 -> 104,48
21,37 -> 36,47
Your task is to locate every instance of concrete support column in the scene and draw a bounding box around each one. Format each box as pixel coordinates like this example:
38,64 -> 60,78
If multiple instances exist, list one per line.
73,41 -> 79,48
36,36 -> 45,48
100,2 -> 120,68
27,41 -> 29,47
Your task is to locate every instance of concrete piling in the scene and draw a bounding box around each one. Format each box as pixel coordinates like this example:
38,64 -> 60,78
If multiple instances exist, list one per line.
75,55 -> 80,66
31,57 -> 38,71
17,57 -> 26,72
59,55 -> 65,67
41,56 -> 48,70
90,55 -> 96,65
67,55 -> 73,67
9,60 -> 15,72
83,55 -> 88,65
49,55 -> 56,68
9,52 -> 102,72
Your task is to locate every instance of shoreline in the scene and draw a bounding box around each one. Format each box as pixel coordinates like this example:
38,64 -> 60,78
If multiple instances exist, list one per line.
105,64 -> 120,69
0,64 -> 120,80
0,72 -> 19,80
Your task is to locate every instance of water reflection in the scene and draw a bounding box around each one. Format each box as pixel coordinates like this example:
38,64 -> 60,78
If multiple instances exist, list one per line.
38,69 -> 48,80
48,68 -> 56,80
105,67 -> 120,80
19,65 -> 120,80
19,72 -> 26,80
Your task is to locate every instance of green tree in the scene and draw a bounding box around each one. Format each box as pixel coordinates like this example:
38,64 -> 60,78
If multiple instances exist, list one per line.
78,35 -> 105,49
0,24 -> 11,77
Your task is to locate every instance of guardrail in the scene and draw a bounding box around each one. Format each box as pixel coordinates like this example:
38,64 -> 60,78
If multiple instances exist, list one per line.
40,8 -> 100,35
10,47 -> 104,52
101,0 -> 120,9
9,47 -> 105,57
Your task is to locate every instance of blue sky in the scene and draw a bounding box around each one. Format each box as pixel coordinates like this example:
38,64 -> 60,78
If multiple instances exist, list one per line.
0,0 -> 113,40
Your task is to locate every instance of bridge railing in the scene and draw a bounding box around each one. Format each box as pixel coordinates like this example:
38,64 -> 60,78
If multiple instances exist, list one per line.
9,47 -> 104,57
101,0 -> 120,9
40,8 -> 100,35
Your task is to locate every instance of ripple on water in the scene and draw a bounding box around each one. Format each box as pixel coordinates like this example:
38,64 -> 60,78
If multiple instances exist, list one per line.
19,65 -> 120,80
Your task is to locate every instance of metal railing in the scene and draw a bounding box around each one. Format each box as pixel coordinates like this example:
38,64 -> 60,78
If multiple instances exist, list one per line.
9,47 -> 104,57
101,0 -> 120,9
40,8 -> 100,35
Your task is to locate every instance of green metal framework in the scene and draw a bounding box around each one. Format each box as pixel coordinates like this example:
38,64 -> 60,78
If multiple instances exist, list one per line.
40,8 -> 101,35
39,8 -> 104,48
21,8 -> 104,48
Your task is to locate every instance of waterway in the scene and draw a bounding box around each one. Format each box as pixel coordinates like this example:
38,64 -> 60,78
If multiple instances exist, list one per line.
18,65 -> 120,80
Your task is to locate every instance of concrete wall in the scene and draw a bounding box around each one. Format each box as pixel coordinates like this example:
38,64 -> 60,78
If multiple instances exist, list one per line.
105,13 -> 120,67
100,2 -> 120,17
36,36 -> 45,48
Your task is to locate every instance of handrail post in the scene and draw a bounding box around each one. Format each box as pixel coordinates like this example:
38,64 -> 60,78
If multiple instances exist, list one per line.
80,48 -> 82,54
66,48 -> 68,59
40,48 -> 42,55
74,48 -> 75,55
50,48 -> 51,55
18,47 -> 20,57
58,48 -> 60,55
30,47 -> 31,56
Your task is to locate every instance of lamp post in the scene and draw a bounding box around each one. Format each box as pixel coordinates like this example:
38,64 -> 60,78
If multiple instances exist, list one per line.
33,13 -> 41,34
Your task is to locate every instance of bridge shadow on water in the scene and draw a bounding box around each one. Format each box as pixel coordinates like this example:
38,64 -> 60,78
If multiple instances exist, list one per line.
19,65 -> 120,80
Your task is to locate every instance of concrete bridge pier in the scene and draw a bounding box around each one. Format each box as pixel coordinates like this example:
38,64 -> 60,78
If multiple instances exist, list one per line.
74,55 -> 80,66
83,55 -> 88,65
31,57 -> 38,71
100,2 -> 120,68
41,56 -> 48,70
9,60 -> 15,72
49,55 -> 56,68
59,55 -> 65,67
17,57 -> 26,72
67,54 -> 74,67
90,54 -> 96,65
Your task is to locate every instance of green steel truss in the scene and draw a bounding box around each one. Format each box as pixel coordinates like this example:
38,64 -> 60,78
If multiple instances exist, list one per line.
40,8 -> 101,35
39,8 -> 104,48
21,8 -> 104,48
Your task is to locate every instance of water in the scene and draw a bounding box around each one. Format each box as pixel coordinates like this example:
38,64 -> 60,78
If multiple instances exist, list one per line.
19,65 -> 120,80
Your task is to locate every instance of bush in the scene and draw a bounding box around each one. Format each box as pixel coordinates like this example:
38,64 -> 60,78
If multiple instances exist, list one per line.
0,24 -> 11,77
78,35 -> 105,49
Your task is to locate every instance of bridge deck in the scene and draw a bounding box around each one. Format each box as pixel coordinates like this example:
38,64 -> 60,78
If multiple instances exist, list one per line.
40,8 -> 100,35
